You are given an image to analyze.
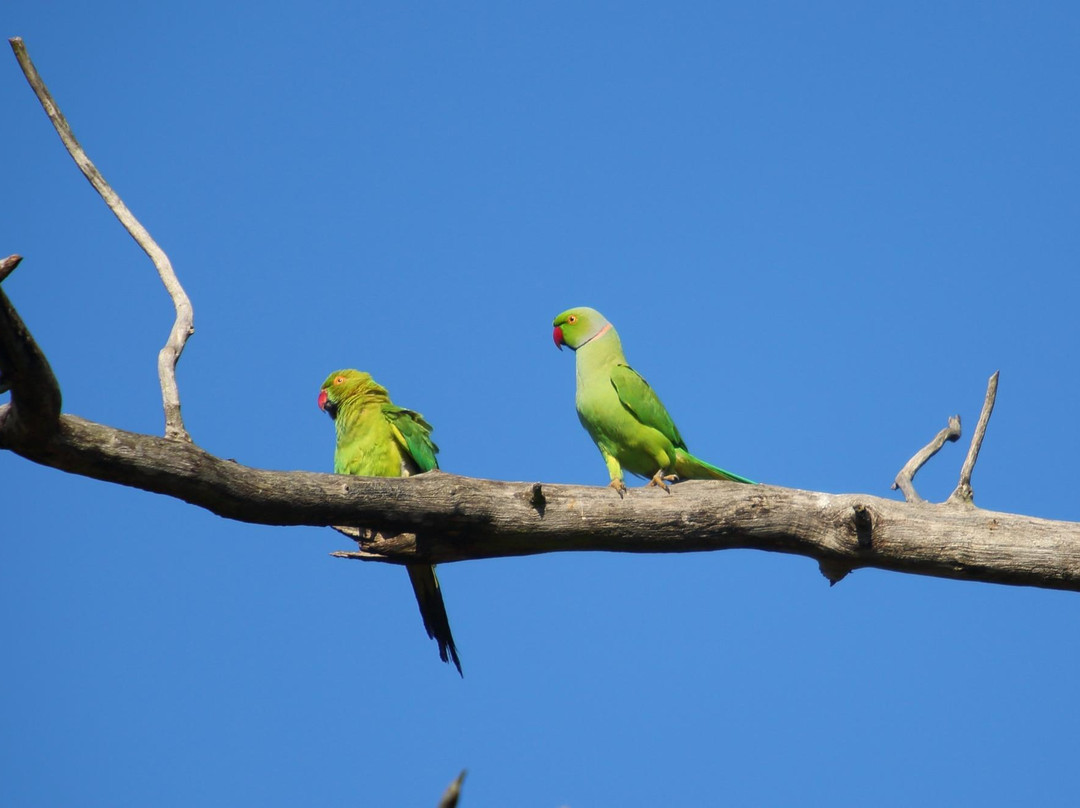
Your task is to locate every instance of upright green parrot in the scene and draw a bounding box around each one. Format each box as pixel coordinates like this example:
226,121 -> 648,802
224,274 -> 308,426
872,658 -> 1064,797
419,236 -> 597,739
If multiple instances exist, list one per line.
318,369 -> 461,675
552,307 -> 755,492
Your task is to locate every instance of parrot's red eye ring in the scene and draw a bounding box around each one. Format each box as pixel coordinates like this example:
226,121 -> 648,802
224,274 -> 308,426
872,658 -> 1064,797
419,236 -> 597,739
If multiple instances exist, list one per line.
567,314 -> 577,324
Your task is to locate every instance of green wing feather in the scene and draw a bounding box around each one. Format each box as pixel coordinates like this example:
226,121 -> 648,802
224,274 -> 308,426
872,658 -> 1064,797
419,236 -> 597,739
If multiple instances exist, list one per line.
609,364 -> 686,449
383,406 -> 461,673
384,406 -> 439,473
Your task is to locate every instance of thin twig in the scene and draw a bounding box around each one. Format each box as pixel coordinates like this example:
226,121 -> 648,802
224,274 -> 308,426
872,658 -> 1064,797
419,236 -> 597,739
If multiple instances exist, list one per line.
437,770 -> 467,808
331,526 -> 421,562
892,415 -> 962,503
948,371 -> 1000,505
8,37 -> 193,441
332,548 -> 412,564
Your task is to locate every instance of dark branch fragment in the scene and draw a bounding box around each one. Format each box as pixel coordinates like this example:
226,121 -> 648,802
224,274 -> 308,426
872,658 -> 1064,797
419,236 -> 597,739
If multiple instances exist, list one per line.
0,255 -> 22,394
892,415 -> 962,503
437,770 -> 467,808
0,256 -> 61,437
818,558 -> 853,586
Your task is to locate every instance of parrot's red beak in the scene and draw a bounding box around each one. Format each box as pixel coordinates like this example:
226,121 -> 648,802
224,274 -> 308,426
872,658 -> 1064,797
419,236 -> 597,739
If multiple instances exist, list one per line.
318,388 -> 338,418
553,325 -> 565,350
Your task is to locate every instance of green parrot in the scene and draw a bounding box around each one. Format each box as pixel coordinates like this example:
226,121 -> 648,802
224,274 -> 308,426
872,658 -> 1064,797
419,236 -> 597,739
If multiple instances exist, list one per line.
552,307 -> 755,493
318,369 -> 461,675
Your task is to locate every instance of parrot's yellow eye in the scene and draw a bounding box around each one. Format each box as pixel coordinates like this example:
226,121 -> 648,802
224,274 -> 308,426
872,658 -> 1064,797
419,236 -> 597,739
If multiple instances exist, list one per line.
334,375 -> 346,385
567,314 -> 577,324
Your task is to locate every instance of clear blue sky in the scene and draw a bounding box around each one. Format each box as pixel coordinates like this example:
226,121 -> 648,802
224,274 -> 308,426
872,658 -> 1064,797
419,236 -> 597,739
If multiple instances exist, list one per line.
4,2 -> 1080,805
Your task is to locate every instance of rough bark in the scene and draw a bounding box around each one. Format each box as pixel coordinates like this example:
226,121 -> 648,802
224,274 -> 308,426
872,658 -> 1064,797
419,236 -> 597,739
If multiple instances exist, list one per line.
3,403 -> 1080,592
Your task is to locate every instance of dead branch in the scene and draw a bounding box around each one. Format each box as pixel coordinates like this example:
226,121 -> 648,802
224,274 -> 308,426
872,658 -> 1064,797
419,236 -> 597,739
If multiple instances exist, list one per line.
0,255 -> 24,394
949,371 -> 999,505
0,253 -> 20,285
2,265 -> 1080,594
3,250 -> 1080,592
892,415 -> 962,503
0,256 -> 61,437
9,37 -> 193,441
437,771 -> 467,808
2,397 -> 1080,591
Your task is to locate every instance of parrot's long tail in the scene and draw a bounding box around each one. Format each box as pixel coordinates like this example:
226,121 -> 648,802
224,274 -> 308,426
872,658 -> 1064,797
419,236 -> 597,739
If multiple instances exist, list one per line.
407,564 -> 463,676
673,449 -> 756,485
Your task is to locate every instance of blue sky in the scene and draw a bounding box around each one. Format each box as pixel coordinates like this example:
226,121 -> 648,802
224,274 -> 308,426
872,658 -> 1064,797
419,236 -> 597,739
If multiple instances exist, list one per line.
3,2 -> 1080,805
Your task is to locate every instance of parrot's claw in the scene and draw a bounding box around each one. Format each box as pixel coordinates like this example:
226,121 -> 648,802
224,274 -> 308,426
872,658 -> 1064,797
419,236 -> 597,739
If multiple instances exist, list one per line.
647,471 -> 678,492
609,479 -> 628,498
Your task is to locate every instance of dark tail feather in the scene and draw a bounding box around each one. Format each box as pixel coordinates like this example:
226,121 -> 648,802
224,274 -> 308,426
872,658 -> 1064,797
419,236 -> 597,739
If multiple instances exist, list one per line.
406,564 -> 462,676
673,449 -> 756,484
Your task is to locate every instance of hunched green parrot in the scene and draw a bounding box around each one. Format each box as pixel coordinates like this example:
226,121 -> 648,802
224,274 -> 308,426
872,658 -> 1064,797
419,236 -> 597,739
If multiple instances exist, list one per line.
552,307 -> 755,493
318,369 -> 461,675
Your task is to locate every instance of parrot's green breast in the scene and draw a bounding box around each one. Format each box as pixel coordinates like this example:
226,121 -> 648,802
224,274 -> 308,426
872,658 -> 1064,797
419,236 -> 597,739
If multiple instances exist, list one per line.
577,382 -> 677,478
575,341 -> 680,479
334,405 -> 421,478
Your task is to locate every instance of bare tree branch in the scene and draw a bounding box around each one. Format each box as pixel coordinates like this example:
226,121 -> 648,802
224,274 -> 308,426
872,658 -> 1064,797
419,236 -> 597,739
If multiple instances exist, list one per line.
2,270 -> 1079,592
8,37 -> 193,441
949,371 -> 999,505
0,255 -> 25,394
0,255 -> 61,436
1,398 -> 1079,591
892,414 -> 962,504
0,253 -> 21,285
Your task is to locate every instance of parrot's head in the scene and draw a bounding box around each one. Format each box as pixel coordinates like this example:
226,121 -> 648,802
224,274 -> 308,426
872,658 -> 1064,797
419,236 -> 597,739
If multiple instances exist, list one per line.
318,369 -> 381,419
552,307 -> 612,351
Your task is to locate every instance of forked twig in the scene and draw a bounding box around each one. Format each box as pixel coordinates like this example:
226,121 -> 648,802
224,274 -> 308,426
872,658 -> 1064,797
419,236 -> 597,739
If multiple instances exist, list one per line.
948,371 -> 1000,505
892,415 -> 962,503
9,37 -> 194,441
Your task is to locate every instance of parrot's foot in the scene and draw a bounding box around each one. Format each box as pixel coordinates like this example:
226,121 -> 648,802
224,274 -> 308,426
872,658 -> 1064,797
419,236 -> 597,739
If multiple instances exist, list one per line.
647,470 -> 678,492
608,479 -> 628,497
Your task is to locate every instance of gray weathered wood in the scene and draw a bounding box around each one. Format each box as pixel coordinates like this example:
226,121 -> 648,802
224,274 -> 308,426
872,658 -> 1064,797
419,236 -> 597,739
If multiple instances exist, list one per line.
949,371 -> 999,505
3,405 -> 1080,592
10,37 -> 194,442
892,414 -> 961,504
